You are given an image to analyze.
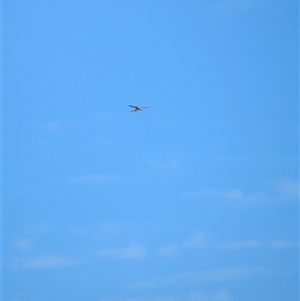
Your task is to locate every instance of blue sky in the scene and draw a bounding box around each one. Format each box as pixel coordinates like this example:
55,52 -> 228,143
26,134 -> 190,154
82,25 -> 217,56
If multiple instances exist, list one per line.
2,0 -> 299,301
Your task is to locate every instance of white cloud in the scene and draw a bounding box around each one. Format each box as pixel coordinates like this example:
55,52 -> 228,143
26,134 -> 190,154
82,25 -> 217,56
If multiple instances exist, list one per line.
147,157 -> 180,171
21,255 -> 81,269
97,243 -> 146,259
222,239 -> 299,250
158,233 -> 298,255
157,232 -> 209,256
44,121 -> 62,131
201,189 -> 264,204
275,180 -> 299,200
68,174 -> 120,184
124,280 -> 156,290
72,221 -> 135,240
188,290 -> 232,301
26,221 -> 54,235
183,179 -> 299,205
221,240 -> 261,250
267,240 -> 299,249
101,222 -> 134,237
221,190 -> 244,200
215,155 -> 251,162
182,189 -> 255,202
98,290 -> 232,301
183,232 -> 208,249
13,238 -> 33,251
157,243 -> 179,256
176,265 -> 268,282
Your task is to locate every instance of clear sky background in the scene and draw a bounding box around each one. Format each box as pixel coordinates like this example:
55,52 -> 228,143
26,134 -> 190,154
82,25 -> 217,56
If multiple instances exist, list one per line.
2,1 -> 299,301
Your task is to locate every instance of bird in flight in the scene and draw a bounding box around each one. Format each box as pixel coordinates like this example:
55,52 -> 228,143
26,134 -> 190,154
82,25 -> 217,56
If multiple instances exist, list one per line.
129,105 -> 149,112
